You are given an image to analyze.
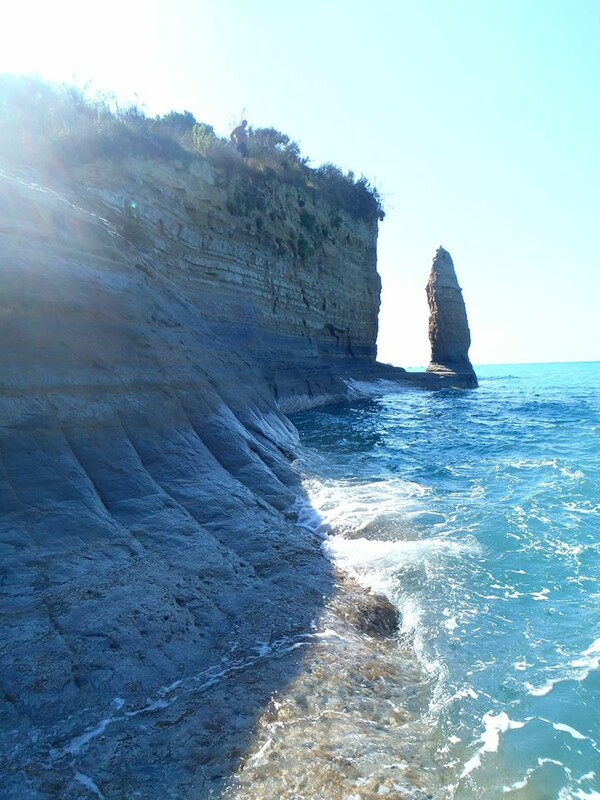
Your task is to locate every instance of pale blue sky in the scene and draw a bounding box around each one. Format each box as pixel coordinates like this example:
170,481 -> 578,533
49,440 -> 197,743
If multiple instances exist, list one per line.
3,0 -> 599,366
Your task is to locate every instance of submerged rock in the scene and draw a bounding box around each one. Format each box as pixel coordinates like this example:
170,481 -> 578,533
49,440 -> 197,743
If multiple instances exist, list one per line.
426,246 -> 478,387
331,572 -> 400,638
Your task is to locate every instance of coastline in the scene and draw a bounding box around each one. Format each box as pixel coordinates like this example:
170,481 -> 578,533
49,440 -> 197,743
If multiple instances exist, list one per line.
0,375 -> 441,799
0,156 -> 472,798
288,362 -> 600,799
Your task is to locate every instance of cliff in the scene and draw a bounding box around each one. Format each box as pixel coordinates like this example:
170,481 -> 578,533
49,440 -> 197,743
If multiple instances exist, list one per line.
2,155 -> 385,405
0,153 -> 437,799
0,82 -> 469,799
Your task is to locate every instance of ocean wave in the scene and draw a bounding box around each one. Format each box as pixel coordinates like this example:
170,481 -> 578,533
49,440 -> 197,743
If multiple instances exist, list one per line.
296,474 -> 431,538
323,534 -> 480,574
526,636 -> 600,697
507,458 -> 560,470
460,711 -> 526,778
564,500 -> 600,515
291,362 -> 600,799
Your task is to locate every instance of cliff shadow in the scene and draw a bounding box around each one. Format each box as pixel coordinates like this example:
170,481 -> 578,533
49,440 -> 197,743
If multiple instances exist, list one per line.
0,381 -> 341,800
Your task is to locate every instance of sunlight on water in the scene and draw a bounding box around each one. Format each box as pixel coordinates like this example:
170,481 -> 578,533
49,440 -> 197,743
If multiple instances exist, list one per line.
287,362 -> 600,799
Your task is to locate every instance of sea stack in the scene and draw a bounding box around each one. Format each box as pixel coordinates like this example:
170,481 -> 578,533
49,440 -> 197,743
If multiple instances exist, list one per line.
426,246 -> 478,387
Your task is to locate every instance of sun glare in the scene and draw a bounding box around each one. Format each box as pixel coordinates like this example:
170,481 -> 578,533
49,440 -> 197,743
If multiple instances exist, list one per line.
1,2 -> 158,102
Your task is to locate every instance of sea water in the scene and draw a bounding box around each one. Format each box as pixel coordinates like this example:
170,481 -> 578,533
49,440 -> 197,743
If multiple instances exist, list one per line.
291,362 -> 600,800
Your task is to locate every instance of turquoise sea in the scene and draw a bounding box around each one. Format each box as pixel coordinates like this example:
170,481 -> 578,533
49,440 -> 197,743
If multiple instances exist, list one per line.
292,362 -> 600,799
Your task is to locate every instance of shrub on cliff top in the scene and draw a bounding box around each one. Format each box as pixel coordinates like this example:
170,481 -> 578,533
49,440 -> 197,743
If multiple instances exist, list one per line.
315,162 -> 384,221
0,75 -> 190,167
0,75 -> 384,222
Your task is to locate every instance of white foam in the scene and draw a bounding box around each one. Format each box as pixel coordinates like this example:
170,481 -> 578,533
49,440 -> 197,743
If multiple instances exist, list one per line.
531,588 -> 551,601
157,679 -> 182,697
343,378 -> 411,398
249,737 -> 273,764
323,534 -> 478,572
581,637 -> 600,657
291,494 -> 329,536
481,711 -> 525,750
460,711 -> 525,779
60,719 -> 111,756
451,686 -> 479,700
444,616 -> 459,632
526,681 -> 555,697
513,660 -> 533,671
509,458 -> 558,470
502,774 -> 531,792
125,698 -> 171,716
329,534 -> 478,611
526,636 -> 600,697
564,501 -> 600,515
460,753 -> 482,778
50,630 -> 322,766
553,722 -> 588,741
560,466 -> 585,480
405,510 -> 447,525
74,772 -> 106,799
300,475 -> 428,538
321,530 -> 478,710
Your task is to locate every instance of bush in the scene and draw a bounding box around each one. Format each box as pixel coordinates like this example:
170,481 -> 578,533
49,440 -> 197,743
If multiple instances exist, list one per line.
315,163 -> 385,221
191,122 -> 217,156
297,234 -> 313,259
299,208 -> 317,233
158,110 -> 197,131
0,76 -> 384,222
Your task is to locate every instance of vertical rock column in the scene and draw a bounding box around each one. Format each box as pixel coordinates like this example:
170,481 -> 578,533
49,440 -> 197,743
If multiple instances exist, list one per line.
426,246 -> 478,387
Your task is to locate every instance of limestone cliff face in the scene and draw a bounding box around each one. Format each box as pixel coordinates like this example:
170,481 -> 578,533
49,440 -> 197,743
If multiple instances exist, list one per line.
0,153 -> 475,798
79,157 -> 382,409
0,158 -> 388,799
426,246 -> 478,387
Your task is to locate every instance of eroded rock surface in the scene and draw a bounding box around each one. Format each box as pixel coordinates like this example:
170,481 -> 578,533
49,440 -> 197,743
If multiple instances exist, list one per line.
426,246 -> 478,387
0,158 -> 438,798
0,160 -> 336,795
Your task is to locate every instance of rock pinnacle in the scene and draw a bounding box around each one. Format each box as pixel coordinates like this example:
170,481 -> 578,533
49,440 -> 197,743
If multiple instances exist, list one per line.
426,246 -> 477,387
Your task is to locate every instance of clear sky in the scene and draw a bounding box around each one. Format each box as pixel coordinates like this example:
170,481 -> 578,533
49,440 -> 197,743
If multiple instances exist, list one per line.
2,0 -> 599,366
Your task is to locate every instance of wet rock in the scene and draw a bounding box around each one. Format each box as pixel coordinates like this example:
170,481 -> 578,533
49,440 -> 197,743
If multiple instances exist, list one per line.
223,576 -> 436,800
332,574 -> 400,638
351,592 -> 400,637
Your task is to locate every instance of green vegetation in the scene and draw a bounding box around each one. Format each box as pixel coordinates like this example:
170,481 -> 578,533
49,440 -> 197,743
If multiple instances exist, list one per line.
297,234 -> 314,260
0,75 -> 384,223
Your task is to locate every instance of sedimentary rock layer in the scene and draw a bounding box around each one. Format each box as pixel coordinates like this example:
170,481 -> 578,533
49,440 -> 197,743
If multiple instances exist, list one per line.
0,156 -> 465,798
0,161 -> 342,797
426,246 -> 478,387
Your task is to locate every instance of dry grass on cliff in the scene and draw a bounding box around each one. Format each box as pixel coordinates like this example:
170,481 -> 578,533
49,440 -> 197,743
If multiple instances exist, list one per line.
0,75 -> 384,222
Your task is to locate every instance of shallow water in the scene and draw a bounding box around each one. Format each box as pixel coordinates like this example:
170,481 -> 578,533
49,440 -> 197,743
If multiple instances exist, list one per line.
288,362 -> 600,800
221,573 -> 438,800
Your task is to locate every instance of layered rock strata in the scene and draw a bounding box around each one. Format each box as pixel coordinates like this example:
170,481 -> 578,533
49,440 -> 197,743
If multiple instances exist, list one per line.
426,246 -> 478,387
1,162 -> 339,799
0,157 -> 469,799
